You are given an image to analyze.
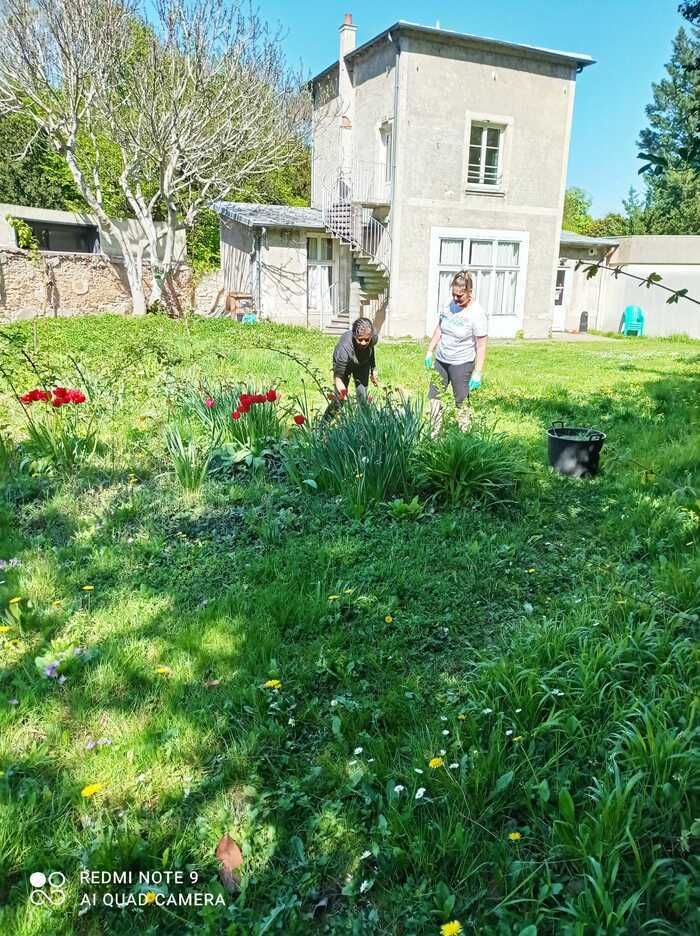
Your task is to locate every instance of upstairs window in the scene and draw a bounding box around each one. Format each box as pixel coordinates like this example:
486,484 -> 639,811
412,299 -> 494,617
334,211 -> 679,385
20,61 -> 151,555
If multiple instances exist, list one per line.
467,123 -> 503,187
380,122 -> 393,184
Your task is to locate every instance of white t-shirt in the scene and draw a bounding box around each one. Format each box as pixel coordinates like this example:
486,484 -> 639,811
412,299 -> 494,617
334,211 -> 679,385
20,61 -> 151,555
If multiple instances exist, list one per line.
436,300 -> 489,365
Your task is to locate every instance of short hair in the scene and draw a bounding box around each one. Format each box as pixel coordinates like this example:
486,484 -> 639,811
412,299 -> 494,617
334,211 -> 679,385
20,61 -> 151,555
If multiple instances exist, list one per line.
352,317 -> 374,338
451,271 -> 474,295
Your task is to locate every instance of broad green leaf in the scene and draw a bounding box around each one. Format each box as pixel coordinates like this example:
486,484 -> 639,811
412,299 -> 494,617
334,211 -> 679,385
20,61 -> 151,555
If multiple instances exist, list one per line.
493,770 -> 514,795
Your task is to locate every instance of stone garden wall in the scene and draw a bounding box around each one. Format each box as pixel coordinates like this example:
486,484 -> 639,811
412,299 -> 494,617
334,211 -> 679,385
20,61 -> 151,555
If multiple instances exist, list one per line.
0,248 -> 194,321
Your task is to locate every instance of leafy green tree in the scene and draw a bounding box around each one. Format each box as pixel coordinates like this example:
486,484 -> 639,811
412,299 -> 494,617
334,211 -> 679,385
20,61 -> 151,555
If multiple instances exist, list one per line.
562,187 -> 594,234
621,187 -> 649,234
0,114 -> 84,210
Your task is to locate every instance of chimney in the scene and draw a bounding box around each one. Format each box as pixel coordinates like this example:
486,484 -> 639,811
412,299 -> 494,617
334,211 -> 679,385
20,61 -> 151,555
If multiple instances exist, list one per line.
340,13 -> 357,57
338,13 -> 357,176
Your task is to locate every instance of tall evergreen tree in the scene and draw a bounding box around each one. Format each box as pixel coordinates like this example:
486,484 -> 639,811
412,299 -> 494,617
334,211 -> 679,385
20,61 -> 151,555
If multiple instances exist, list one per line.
638,25 -> 700,233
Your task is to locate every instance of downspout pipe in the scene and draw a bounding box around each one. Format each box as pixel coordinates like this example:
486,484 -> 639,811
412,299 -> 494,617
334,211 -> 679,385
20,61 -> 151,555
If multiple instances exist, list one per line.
387,32 -> 401,337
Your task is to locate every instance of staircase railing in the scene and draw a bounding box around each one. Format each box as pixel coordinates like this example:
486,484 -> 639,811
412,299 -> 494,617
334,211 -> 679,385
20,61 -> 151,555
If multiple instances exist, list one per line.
321,169 -> 391,274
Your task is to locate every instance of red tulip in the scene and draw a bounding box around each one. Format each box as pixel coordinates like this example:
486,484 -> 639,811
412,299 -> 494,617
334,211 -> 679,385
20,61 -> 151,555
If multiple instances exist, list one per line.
239,394 -> 252,406
293,414 -> 306,426
265,389 -> 277,402
204,398 -> 215,409
239,402 -> 250,414
231,410 -> 241,420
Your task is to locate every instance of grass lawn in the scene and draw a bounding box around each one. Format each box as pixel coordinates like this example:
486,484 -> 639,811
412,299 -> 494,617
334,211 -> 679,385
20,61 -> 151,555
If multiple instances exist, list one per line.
0,315 -> 698,935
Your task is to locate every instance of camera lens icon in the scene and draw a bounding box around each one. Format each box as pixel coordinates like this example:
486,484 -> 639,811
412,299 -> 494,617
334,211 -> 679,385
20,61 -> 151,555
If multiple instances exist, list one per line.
30,870 -> 67,906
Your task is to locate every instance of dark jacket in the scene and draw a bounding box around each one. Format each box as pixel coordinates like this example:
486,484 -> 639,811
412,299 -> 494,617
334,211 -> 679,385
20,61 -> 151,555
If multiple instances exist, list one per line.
332,329 -> 378,375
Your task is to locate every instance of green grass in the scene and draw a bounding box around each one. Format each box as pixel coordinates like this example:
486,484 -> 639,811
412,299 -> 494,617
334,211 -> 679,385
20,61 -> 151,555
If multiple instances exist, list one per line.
0,316 -> 698,935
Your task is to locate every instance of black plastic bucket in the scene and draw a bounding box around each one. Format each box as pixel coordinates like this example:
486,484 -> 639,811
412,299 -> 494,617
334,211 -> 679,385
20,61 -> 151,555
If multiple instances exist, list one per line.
547,423 -> 606,479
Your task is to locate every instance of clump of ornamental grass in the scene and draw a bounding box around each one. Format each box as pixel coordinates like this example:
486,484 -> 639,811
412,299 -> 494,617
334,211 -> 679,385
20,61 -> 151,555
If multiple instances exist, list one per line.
415,427 -> 529,508
283,391 -> 426,519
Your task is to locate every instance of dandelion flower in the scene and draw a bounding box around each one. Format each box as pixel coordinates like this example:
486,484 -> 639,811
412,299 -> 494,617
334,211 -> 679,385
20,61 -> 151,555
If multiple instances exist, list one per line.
263,679 -> 282,690
81,783 -> 104,798
428,757 -> 444,769
0,626 -> 11,634
81,585 -> 94,592
8,597 -> 21,605
457,714 -> 466,721
155,666 -> 172,676
353,747 -> 363,755
527,568 -> 536,573
441,922 -> 463,936
328,595 -> 339,601
144,891 -> 157,904
442,729 -> 450,736
505,730 -> 513,736
384,614 -> 393,624
449,762 -> 459,769
344,588 -> 353,594
508,831 -> 522,842
415,787 -> 426,799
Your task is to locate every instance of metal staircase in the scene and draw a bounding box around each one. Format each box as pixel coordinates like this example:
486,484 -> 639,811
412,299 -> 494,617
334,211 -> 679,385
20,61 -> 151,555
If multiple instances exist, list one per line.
320,164 -> 391,333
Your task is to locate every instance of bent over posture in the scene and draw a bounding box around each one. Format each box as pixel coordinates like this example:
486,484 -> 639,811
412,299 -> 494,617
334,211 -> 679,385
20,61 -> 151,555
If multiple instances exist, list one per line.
331,316 -> 378,404
424,271 -> 488,433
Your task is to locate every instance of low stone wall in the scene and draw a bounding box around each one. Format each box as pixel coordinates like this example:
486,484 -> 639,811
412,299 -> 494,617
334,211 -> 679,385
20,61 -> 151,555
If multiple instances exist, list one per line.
193,269 -> 226,316
0,248 -> 192,321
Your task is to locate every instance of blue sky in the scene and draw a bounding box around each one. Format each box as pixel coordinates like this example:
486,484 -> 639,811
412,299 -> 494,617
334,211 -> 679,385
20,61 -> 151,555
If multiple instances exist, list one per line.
262,0 -> 687,216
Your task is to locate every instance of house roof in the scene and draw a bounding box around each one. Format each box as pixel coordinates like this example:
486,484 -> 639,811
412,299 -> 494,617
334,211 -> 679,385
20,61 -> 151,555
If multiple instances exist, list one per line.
560,229 -> 620,248
311,20 -> 594,85
212,202 -> 324,230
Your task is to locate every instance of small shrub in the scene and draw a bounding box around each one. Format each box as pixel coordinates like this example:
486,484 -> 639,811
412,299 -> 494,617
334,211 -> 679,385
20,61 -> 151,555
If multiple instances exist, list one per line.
416,428 -> 529,507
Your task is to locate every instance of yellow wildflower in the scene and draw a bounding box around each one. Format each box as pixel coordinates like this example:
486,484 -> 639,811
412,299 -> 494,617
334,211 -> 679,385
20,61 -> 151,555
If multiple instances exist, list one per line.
441,922 -> 463,936
8,597 -> 21,605
328,595 -> 339,601
0,626 -> 11,634
81,783 -> 104,798
508,831 -> 522,842
457,714 -> 466,721
428,757 -> 444,769
344,589 -> 353,594
384,614 -> 393,624
155,665 -> 171,676
513,736 -> 524,742
144,891 -> 157,904
264,679 -> 282,690
81,585 -> 95,592
527,568 -> 536,573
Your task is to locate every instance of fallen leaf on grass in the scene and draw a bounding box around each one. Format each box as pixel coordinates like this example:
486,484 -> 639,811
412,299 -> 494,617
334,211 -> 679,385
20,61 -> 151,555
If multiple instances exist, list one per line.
215,833 -> 242,894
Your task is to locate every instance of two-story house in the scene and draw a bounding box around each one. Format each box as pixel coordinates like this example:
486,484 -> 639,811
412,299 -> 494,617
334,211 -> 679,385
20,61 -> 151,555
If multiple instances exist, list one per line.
214,15 -> 593,338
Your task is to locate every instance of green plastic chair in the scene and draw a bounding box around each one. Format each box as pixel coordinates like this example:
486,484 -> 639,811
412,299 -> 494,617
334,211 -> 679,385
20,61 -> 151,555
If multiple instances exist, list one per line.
622,306 -> 644,336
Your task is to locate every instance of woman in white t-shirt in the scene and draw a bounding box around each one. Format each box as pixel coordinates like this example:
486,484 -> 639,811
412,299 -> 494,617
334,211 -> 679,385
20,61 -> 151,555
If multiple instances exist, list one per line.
424,270 -> 488,433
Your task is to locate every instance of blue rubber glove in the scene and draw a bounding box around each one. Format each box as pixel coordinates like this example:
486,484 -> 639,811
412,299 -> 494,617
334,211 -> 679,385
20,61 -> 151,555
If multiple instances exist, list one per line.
469,374 -> 482,392
424,353 -> 434,370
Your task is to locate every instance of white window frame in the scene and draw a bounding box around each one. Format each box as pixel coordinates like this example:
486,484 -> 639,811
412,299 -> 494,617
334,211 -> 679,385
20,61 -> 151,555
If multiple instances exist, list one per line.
426,226 -> 529,338
463,112 -> 513,197
380,121 -> 393,184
